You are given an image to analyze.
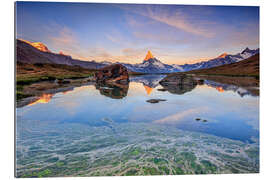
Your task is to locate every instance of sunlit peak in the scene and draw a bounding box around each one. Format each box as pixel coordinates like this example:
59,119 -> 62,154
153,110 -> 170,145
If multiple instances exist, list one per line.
144,50 -> 154,61
20,39 -> 51,53
217,53 -> 228,58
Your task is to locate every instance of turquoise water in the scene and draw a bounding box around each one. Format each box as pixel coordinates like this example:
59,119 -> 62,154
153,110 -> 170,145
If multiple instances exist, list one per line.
16,75 -> 259,177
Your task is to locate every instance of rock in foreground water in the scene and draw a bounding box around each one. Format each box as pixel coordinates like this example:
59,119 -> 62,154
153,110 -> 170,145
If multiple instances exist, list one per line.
146,99 -> 167,103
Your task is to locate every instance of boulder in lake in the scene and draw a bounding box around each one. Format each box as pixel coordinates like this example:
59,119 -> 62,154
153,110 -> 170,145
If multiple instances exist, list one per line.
159,74 -> 197,86
95,64 -> 129,84
159,74 -> 197,95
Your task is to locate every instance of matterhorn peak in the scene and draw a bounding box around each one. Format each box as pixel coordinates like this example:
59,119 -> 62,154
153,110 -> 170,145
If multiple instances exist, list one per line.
217,53 -> 228,58
144,50 -> 154,61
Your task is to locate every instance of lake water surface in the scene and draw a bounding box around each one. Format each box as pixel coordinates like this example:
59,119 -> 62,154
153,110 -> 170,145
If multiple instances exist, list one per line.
16,75 -> 259,177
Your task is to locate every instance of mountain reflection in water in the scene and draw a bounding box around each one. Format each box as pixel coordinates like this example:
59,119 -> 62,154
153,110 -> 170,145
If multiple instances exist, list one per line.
202,79 -> 259,97
19,74 -> 259,143
16,74 -> 259,177
94,75 -> 166,98
98,74 -> 259,98
20,74 -> 259,109
28,94 -> 53,106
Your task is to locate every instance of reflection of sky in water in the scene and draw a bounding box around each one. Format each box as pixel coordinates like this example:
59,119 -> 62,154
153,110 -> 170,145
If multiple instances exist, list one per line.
17,78 -> 259,143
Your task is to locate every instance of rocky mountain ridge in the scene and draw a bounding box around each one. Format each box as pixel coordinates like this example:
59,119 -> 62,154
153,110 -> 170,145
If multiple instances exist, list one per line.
16,39 -> 259,74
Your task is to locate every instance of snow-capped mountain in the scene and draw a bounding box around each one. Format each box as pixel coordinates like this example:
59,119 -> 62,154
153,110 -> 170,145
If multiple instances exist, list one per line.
114,51 -> 183,73
101,48 -> 259,73
180,47 -> 259,72
18,39 -> 258,74
123,57 -> 180,73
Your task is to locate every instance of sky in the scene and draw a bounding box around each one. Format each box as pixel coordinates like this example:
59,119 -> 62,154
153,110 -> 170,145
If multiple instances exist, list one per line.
16,2 -> 259,65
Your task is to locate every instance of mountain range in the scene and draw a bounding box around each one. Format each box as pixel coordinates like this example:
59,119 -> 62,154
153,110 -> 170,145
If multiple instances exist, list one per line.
186,53 -> 259,77
118,48 -> 259,73
16,39 -> 259,73
16,39 -> 105,69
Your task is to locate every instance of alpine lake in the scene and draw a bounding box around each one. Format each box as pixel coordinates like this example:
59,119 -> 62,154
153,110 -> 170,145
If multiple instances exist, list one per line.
16,74 -> 259,177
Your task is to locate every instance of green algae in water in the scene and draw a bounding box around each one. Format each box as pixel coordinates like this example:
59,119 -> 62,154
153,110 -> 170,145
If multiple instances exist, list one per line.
16,122 -> 259,177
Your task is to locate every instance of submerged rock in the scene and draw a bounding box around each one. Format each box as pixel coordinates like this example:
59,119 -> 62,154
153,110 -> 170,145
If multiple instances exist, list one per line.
101,117 -> 114,123
95,64 -> 129,83
146,99 -> 167,103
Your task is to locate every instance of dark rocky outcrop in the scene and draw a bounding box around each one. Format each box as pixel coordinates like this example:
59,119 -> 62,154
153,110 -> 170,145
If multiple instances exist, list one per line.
95,64 -> 129,83
159,74 -> 197,95
159,74 -> 196,86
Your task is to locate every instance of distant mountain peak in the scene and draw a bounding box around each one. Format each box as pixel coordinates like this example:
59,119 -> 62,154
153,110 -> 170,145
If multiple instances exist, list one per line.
217,53 -> 228,58
59,51 -> 65,55
59,51 -> 73,59
144,50 -> 154,61
241,47 -> 251,54
19,39 -> 51,53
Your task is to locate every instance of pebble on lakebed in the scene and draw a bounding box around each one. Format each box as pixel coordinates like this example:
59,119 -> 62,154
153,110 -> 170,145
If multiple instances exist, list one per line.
146,99 -> 167,103
157,88 -> 167,92
195,118 -> 208,122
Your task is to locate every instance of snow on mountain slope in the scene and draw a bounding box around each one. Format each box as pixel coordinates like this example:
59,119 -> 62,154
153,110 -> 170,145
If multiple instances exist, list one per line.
178,48 -> 259,72
98,48 -> 259,74
18,38 -> 258,74
117,52 -> 185,73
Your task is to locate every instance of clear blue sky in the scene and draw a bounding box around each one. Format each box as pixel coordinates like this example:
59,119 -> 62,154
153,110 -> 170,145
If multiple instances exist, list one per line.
16,2 -> 259,64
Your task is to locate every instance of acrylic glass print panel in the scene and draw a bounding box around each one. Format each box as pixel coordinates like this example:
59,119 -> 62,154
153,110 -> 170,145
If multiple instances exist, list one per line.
15,1 -> 259,177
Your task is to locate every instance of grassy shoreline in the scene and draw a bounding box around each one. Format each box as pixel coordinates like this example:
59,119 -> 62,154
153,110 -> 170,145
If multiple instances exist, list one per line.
179,54 -> 259,78
16,62 -> 97,101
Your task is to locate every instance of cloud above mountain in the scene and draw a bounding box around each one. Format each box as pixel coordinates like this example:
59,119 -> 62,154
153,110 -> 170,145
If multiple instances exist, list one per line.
119,4 -> 216,38
16,2 -> 259,64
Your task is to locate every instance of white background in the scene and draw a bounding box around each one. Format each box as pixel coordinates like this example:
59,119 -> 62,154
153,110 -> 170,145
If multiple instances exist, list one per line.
0,0 -> 269,179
